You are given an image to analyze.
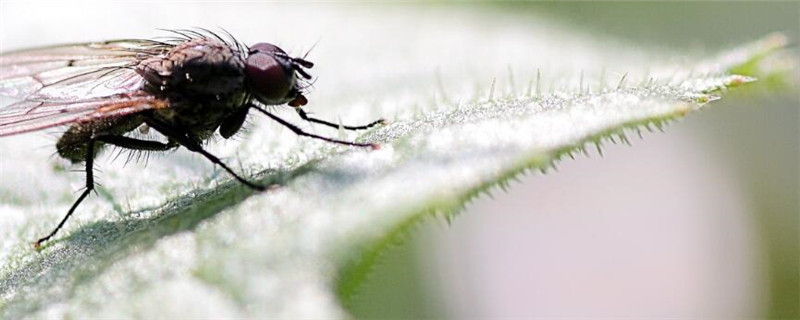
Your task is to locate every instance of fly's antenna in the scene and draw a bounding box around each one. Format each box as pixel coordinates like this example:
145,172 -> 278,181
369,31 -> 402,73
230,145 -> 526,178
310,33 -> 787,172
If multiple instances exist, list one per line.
289,39 -> 318,79
269,45 -> 315,82
291,57 -> 314,69
281,54 -> 313,79
302,39 -> 320,60
294,65 -> 313,80
273,52 -> 314,78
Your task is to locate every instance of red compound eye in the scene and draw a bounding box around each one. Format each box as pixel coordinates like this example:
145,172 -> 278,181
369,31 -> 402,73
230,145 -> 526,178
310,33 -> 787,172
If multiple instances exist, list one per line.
245,43 -> 294,105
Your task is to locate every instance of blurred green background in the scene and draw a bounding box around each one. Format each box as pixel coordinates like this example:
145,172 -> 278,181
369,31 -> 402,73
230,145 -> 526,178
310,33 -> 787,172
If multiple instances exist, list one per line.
349,3 -> 798,319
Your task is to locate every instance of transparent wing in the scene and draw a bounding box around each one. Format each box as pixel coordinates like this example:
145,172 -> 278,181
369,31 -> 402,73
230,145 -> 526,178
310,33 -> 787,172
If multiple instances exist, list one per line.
22,67 -> 146,102
0,93 -> 167,137
0,40 -> 168,101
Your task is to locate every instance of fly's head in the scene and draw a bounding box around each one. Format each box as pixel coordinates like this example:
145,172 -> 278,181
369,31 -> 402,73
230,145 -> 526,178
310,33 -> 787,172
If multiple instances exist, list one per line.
245,43 -> 313,107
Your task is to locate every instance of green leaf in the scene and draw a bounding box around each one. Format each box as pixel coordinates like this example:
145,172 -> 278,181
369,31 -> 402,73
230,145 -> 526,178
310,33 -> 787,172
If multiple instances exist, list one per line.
0,15 -> 793,319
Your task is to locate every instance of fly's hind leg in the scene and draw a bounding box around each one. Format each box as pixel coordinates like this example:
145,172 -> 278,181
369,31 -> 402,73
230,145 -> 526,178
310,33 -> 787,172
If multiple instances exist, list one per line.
35,139 -> 97,249
35,136 -> 176,249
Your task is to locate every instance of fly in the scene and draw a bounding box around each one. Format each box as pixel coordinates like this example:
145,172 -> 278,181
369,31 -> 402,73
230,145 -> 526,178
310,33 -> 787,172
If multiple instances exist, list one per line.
0,29 -> 385,248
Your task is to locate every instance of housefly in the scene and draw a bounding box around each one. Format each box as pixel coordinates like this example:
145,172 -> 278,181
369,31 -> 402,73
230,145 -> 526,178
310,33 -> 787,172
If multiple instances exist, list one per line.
0,29 -> 384,248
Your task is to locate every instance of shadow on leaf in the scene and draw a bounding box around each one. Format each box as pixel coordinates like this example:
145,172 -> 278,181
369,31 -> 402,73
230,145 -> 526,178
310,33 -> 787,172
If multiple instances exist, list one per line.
0,161 -> 318,317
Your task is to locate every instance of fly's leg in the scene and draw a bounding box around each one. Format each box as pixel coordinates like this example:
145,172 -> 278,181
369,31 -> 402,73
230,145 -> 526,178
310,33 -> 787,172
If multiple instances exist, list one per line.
97,135 -> 178,151
253,105 -> 379,149
142,116 -> 266,191
295,108 -> 385,131
34,139 -> 96,249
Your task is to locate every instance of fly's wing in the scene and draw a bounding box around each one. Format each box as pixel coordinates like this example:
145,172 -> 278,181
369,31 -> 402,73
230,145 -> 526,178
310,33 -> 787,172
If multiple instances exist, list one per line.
0,40 -> 168,101
0,40 -> 172,137
0,94 -> 167,137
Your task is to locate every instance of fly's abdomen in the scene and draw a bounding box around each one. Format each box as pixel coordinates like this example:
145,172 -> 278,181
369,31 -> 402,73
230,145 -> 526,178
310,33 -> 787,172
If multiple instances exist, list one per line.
56,115 -> 144,162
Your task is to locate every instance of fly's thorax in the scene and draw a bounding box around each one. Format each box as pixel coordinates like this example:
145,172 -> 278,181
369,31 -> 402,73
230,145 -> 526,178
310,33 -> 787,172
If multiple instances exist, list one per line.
137,38 -> 246,99
138,38 -> 250,139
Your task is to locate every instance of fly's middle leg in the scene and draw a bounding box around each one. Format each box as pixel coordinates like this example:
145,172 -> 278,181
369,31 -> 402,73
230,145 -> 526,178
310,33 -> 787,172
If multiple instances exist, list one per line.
142,115 -> 266,191
98,135 -> 178,151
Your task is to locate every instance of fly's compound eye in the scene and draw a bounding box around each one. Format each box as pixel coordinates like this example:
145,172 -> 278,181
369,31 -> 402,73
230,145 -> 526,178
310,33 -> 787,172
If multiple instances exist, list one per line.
247,42 -> 315,106
246,45 -> 294,105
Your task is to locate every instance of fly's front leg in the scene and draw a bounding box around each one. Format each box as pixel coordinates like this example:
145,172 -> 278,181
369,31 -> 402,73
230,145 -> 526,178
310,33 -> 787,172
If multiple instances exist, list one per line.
252,105 -> 379,149
295,108 -> 386,131
34,139 -> 97,249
